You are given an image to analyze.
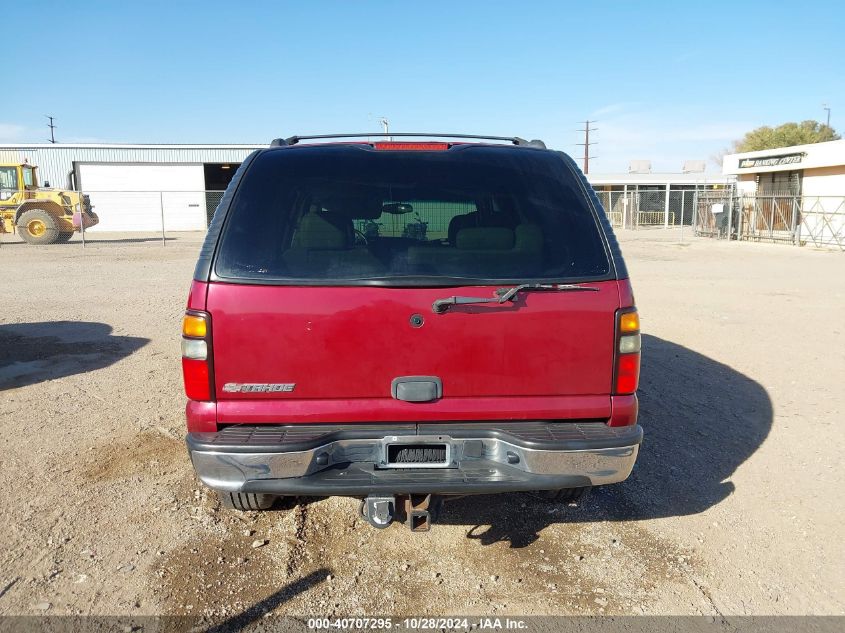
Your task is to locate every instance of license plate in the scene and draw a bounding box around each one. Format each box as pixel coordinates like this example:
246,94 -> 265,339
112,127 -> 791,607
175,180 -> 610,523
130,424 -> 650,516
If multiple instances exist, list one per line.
384,442 -> 450,468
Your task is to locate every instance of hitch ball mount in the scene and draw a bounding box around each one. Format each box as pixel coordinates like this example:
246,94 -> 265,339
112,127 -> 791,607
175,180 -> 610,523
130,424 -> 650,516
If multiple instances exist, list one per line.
360,494 -> 442,532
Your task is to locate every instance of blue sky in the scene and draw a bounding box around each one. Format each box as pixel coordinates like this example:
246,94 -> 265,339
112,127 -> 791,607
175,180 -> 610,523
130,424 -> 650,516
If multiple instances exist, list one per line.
3,1 -> 843,172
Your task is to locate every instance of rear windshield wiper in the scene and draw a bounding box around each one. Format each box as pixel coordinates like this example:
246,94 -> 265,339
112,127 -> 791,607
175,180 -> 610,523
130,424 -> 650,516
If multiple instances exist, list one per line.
432,283 -> 599,313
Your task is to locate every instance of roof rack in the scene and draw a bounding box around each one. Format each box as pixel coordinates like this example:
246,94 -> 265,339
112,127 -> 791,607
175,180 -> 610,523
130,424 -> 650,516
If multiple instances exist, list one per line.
270,133 -> 546,149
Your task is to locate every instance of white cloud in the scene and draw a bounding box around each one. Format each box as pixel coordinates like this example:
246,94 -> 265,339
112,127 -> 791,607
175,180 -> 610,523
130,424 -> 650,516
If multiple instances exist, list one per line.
597,119 -> 747,146
569,109 -> 751,172
590,103 -> 637,119
0,123 -> 27,142
0,125 -> 109,145
672,51 -> 698,65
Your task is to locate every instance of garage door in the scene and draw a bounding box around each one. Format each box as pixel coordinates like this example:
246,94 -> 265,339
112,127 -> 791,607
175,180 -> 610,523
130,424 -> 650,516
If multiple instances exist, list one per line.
77,164 -> 207,232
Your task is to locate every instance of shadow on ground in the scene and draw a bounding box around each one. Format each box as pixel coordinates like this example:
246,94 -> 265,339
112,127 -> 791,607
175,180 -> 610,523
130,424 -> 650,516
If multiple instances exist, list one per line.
0,321 -> 149,390
437,334 -> 773,547
202,567 -> 329,633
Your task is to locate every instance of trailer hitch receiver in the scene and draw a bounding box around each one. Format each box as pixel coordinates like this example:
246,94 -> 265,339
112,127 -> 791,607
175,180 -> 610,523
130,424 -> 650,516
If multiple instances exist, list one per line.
361,496 -> 396,529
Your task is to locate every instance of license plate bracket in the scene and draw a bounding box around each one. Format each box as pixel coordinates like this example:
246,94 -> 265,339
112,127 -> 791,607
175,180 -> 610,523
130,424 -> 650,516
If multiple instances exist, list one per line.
382,438 -> 451,469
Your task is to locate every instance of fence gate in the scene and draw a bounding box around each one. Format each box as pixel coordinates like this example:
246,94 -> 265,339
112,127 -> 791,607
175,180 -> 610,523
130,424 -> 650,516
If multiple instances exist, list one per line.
694,190 -> 845,251
736,193 -> 799,244
693,190 -> 735,238
796,196 -> 845,250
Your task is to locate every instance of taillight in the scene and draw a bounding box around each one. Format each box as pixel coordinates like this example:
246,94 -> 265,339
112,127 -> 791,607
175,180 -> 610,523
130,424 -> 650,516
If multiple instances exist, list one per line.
182,311 -> 214,401
614,308 -> 641,395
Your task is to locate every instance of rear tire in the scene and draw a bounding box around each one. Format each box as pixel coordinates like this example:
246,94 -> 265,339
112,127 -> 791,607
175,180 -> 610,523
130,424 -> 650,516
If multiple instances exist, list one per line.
529,486 -> 591,505
217,491 -> 277,511
17,209 -> 60,245
55,231 -> 74,243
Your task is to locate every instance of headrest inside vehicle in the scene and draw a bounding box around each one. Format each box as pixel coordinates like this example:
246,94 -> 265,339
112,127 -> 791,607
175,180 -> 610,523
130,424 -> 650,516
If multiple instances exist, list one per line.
291,212 -> 350,250
455,227 -> 515,250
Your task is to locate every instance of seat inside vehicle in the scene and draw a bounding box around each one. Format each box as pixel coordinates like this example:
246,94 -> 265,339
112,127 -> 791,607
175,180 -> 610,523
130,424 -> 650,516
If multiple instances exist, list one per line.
282,209 -> 385,276
407,224 -> 543,277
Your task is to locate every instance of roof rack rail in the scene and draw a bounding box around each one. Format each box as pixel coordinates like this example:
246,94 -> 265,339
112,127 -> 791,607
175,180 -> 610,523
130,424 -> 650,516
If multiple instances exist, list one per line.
270,133 -> 546,149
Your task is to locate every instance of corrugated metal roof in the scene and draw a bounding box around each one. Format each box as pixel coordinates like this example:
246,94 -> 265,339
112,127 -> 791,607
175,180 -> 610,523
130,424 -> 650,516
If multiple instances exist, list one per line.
0,144 -> 264,189
0,143 -> 264,149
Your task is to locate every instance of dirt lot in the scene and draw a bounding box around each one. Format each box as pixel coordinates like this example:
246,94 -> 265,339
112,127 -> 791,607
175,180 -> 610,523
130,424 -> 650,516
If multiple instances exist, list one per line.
0,230 -> 843,623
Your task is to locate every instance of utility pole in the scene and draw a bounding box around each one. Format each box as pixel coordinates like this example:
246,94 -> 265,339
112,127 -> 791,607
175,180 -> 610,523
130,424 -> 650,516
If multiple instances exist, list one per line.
46,115 -> 57,143
822,103 -> 831,127
377,116 -> 391,141
576,120 -> 598,174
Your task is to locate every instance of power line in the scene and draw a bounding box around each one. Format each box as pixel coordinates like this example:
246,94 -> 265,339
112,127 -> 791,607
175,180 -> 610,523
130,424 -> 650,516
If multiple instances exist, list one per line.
46,115 -> 57,143
575,120 -> 598,174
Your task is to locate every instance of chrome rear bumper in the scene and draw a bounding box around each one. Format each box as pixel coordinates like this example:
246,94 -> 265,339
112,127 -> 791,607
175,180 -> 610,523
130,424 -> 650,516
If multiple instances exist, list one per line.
187,421 -> 642,496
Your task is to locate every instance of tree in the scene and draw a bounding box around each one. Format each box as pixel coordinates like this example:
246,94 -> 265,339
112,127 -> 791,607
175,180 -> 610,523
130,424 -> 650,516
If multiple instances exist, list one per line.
732,120 -> 840,152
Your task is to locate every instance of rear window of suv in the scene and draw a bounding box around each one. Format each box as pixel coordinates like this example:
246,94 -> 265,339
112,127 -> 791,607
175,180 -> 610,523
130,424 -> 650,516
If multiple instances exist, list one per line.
214,145 -> 610,283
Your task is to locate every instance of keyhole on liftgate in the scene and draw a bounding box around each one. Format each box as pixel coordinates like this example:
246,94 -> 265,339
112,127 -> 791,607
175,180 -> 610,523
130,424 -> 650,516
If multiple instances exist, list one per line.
410,314 -> 424,328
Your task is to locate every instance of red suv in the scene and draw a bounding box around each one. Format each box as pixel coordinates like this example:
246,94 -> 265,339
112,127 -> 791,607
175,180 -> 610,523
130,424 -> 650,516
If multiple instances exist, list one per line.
182,133 -> 642,531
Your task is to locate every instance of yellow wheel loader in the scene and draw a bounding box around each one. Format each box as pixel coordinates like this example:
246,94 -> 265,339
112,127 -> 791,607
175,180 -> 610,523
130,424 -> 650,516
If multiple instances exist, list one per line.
0,162 -> 98,244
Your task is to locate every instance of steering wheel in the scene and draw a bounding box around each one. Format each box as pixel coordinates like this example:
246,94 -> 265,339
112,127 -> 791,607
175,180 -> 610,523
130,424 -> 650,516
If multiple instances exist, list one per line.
353,229 -> 369,245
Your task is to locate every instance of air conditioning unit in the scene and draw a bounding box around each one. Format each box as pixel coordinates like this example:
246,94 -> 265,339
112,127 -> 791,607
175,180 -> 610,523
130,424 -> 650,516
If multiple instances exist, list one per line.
683,160 -> 706,173
628,160 -> 651,174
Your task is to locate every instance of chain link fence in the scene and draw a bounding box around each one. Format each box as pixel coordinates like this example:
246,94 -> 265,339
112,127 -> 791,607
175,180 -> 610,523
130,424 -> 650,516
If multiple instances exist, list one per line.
693,190 -> 845,251
594,186 -> 844,251
1,188 -> 699,247
4,187 -> 843,252
1,190 -> 225,246
594,189 -> 696,229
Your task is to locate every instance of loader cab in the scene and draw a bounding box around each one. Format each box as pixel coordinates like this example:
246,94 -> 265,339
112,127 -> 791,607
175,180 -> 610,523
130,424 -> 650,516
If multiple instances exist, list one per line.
22,165 -> 38,190
0,164 -> 20,200
0,164 -> 37,200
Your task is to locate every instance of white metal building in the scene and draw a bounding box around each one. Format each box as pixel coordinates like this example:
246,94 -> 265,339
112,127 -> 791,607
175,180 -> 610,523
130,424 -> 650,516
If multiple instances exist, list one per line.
0,143 -> 261,231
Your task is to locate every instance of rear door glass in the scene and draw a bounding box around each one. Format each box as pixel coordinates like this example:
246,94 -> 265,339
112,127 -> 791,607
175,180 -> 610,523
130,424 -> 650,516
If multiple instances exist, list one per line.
214,146 -> 611,283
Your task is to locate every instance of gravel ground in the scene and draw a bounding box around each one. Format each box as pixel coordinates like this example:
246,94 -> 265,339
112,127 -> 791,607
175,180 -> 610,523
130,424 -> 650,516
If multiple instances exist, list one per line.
0,229 -> 842,622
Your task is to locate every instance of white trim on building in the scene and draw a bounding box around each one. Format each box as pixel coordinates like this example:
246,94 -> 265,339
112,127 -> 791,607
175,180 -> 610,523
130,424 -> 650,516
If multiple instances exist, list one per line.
722,138 -> 845,196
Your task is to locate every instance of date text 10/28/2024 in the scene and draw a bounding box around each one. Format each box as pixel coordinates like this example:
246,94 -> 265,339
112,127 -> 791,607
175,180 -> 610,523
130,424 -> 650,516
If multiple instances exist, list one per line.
307,618 -> 529,631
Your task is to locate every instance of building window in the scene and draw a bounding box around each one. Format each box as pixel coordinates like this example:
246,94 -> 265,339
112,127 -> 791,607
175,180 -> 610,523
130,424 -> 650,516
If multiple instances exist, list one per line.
757,170 -> 802,195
